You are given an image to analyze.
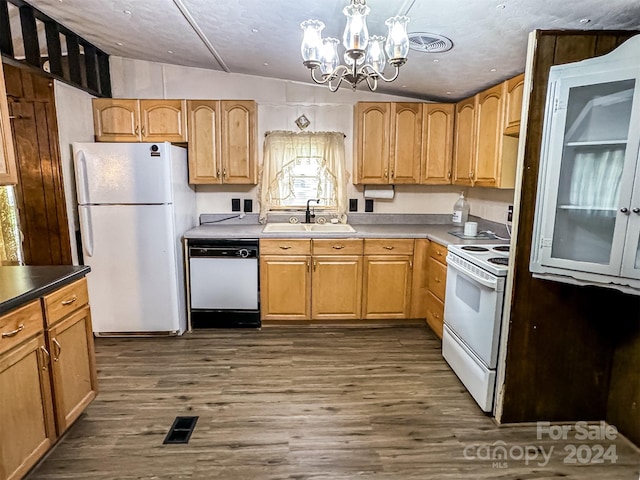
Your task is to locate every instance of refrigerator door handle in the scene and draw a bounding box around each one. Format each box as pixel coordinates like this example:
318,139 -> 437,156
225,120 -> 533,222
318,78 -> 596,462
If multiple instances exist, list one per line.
79,207 -> 94,257
75,150 -> 90,204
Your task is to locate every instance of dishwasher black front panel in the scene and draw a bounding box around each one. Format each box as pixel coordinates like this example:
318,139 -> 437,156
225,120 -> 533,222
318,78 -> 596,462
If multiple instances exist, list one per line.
188,239 -> 260,329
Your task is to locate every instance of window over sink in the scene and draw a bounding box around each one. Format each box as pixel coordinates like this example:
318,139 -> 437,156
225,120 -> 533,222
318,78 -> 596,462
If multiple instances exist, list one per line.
259,131 -> 349,222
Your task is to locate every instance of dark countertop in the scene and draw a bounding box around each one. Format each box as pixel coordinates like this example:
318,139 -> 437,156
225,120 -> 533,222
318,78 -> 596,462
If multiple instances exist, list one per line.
0,265 -> 91,315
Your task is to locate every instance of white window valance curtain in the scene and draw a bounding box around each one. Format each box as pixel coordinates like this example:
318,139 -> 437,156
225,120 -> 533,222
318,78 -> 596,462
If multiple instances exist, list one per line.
259,131 -> 349,223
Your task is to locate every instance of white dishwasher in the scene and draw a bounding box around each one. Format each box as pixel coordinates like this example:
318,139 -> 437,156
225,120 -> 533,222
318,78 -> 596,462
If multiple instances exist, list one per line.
187,239 -> 260,328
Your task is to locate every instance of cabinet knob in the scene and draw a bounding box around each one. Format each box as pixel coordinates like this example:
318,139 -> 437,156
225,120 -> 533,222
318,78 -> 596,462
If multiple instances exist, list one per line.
332,245 -> 345,250
620,207 -> 630,214
633,208 -> 640,214
383,245 -> 394,250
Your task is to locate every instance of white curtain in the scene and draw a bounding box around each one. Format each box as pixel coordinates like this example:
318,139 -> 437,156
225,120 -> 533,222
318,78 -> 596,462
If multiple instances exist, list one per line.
569,147 -> 624,210
259,131 -> 349,223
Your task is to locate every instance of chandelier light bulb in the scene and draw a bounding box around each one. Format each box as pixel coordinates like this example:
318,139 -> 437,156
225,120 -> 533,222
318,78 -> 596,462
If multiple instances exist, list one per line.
299,0 -> 409,92
300,20 -> 325,65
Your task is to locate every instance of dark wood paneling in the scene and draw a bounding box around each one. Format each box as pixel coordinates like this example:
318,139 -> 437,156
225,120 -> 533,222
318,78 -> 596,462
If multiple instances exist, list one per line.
64,33 -> 82,85
501,31 -> 640,444
44,21 -> 63,77
5,64 -> 71,265
18,4 -> 40,67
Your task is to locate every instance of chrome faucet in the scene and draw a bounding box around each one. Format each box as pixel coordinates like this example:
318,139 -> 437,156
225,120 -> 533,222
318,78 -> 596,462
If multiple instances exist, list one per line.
305,199 -> 320,223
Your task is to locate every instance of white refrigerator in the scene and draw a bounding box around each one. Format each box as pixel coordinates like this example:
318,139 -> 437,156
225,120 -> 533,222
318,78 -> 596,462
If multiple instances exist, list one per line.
73,142 -> 196,336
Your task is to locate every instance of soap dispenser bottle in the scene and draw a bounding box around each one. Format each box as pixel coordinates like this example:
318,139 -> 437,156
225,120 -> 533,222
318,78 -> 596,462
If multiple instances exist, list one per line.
452,192 -> 470,226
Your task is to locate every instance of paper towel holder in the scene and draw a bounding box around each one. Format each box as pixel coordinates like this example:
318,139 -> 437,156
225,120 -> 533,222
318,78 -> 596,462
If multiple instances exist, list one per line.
363,185 -> 395,199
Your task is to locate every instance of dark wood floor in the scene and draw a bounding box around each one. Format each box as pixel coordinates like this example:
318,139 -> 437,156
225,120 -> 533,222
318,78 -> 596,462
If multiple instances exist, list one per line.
28,326 -> 639,479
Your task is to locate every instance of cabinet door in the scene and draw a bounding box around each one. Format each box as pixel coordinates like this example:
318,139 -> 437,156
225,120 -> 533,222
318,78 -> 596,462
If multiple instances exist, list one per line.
390,103 -> 421,184
421,103 -> 454,184
535,70 -> 640,278
47,306 -> 97,434
187,100 -> 222,184
354,102 -> 390,184
92,98 -> 140,142
452,97 -> 475,186
312,255 -> 363,320
362,255 -> 413,319
140,99 -> 187,143
260,255 -> 311,320
621,168 -> 640,280
474,83 -> 504,187
410,239 -> 430,319
504,73 -> 525,136
0,335 -> 56,480
220,100 -> 257,184
0,60 -> 17,185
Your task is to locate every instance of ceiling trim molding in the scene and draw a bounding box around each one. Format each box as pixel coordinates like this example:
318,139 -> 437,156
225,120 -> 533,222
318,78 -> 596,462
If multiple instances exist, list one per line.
172,0 -> 230,72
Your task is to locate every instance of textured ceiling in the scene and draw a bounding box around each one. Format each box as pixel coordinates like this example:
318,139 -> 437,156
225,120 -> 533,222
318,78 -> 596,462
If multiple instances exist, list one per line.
14,0 -> 640,100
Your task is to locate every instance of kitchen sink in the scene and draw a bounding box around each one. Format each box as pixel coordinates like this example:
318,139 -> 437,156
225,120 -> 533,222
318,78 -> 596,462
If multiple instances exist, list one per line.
262,223 -> 356,234
308,223 -> 356,233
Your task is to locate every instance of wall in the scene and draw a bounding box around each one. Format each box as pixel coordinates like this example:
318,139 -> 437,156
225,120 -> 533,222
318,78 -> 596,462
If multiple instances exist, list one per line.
53,81 -> 95,265
109,57 -> 513,223
498,30 -> 640,447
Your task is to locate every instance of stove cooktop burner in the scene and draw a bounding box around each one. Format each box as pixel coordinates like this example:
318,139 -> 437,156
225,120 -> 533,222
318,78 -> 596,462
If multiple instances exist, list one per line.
461,246 -> 489,252
488,257 -> 509,265
492,246 -> 510,252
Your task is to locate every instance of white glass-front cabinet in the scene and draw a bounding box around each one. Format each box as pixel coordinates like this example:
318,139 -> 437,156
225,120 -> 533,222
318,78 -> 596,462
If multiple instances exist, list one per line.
531,35 -> 640,295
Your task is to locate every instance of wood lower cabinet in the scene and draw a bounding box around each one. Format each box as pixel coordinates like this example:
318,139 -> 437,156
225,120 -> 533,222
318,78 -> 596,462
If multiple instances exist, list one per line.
260,239 -> 364,321
46,305 -> 97,433
425,241 -> 447,339
0,276 -> 96,480
187,100 -> 257,185
311,240 -> 363,320
92,98 -> 187,142
410,239 -> 430,319
260,240 -> 312,320
0,59 -> 17,185
0,302 -> 56,480
362,239 -> 414,319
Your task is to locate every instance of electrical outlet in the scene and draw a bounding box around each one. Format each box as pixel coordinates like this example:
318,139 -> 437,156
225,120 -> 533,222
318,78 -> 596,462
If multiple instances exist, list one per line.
507,205 -> 513,222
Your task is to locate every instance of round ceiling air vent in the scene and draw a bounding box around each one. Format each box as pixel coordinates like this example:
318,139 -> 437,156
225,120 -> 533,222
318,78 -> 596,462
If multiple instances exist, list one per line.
407,33 -> 453,53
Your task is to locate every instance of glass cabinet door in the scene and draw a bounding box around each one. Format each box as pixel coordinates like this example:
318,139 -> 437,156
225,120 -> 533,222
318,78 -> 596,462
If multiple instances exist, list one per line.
539,70 -> 640,276
621,164 -> 640,280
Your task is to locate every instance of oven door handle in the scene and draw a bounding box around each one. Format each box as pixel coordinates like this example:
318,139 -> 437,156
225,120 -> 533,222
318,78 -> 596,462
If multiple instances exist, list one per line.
447,260 -> 498,290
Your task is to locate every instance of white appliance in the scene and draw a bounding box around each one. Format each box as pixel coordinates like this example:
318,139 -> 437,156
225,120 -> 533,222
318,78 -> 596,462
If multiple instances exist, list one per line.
73,142 -> 196,336
442,244 -> 510,412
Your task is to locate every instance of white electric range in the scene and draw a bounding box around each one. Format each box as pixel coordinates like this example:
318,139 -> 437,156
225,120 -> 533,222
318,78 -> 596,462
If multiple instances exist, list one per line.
442,243 -> 511,413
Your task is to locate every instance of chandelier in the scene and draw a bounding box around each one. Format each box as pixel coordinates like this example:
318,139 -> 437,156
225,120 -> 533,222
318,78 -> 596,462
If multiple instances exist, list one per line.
300,0 -> 410,92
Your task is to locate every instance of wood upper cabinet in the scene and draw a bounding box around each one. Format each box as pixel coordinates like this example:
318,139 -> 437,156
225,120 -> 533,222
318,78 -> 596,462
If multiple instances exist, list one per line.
0,302 -> 56,480
355,101 -> 454,185
453,78 -> 520,189
187,100 -> 257,185
452,96 -> 476,186
0,60 -> 18,185
389,103 -> 422,184
354,102 -> 391,184
504,73 -> 525,136
311,239 -> 363,320
92,98 -> 187,142
362,239 -> 414,319
474,83 -> 505,187
421,103 -> 455,184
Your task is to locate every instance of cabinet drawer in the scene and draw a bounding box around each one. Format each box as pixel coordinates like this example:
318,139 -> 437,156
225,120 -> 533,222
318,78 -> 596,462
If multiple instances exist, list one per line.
0,301 -> 44,356
425,291 -> 444,339
428,257 -> 447,302
429,241 -> 448,263
42,278 -> 89,327
364,239 -> 414,255
260,239 -> 311,255
313,239 -> 363,255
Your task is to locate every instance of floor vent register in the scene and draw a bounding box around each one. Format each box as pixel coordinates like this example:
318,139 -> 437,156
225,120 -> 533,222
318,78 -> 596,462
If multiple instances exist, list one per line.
163,416 -> 199,444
